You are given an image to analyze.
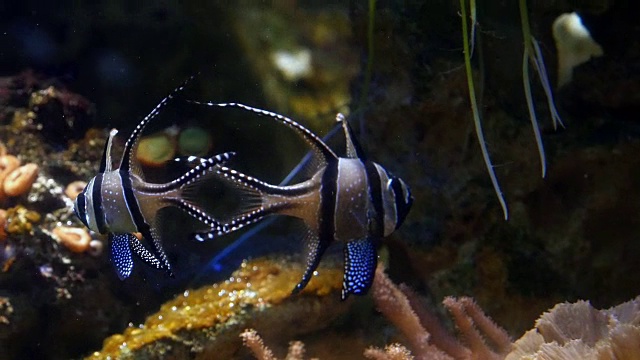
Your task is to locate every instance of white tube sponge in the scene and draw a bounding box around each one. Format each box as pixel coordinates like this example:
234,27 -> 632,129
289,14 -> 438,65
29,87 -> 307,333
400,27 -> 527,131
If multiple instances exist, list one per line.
552,12 -> 604,88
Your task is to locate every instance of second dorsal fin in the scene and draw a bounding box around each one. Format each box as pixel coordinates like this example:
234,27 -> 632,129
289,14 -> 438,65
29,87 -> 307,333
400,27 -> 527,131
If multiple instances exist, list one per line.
191,102 -> 338,167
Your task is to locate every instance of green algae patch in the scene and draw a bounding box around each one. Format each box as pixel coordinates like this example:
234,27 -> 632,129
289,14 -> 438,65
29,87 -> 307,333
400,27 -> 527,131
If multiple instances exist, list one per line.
88,257 -> 344,359
178,127 -> 212,157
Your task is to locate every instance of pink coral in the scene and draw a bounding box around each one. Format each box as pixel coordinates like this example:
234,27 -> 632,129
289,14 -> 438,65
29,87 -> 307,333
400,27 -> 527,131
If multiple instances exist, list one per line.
370,265 -> 511,360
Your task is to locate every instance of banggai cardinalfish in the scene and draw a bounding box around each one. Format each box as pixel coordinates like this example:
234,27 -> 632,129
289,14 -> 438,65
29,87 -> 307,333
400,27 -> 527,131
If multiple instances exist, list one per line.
73,80 -> 233,280
189,102 -> 413,300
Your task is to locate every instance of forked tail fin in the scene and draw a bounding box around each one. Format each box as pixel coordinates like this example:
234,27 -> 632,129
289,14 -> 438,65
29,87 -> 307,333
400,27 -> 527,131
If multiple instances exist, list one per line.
190,165 -> 293,241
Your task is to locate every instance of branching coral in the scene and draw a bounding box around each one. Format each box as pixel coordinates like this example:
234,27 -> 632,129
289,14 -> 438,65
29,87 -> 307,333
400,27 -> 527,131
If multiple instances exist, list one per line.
364,344 -> 414,360
370,265 -> 511,360
240,265 -> 512,360
241,329 -> 310,360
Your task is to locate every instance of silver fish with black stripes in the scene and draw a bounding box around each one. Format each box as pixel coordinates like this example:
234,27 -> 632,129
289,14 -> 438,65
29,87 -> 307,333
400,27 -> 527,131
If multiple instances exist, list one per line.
73,80 -> 231,280
190,102 -> 413,300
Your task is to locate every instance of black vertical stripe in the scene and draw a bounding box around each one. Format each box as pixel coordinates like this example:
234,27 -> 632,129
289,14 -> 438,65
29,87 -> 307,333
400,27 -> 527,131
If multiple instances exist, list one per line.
119,170 -> 148,234
364,162 -> 384,237
318,161 -> 339,244
92,174 -> 107,234
391,178 -> 411,229
75,192 -> 86,225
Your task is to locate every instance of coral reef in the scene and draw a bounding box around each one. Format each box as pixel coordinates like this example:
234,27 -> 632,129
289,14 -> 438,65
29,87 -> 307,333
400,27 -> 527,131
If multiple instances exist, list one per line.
237,264 -> 511,360
0,71 -> 144,359
238,265 -> 640,360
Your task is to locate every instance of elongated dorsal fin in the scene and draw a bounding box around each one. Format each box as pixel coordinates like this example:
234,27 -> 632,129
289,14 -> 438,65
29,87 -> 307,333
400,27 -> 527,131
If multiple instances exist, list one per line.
191,102 -> 338,165
336,113 -> 366,160
99,129 -> 119,173
120,76 -> 195,173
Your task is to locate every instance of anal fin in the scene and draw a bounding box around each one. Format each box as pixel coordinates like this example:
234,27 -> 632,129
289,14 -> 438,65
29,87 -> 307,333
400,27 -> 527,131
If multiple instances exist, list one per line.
110,233 -> 135,280
341,237 -> 378,300
291,230 -> 330,295
129,234 -> 164,270
144,217 -> 174,277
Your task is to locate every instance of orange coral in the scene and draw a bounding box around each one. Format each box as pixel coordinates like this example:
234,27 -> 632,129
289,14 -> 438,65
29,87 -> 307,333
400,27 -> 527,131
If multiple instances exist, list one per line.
4,163 -> 38,197
0,155 -> 20,201
53,226 -> 91,253
64,180 -> 87,200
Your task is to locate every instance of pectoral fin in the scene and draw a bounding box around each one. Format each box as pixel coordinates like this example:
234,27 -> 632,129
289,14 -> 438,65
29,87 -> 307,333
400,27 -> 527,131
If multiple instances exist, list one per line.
110,233 -> 135,280
341,238 -> 378,300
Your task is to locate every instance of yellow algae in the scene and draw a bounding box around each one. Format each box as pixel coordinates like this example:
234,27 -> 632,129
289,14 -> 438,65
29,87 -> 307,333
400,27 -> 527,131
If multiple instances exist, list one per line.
88,257 -> 343,359
6,205 -> 41,235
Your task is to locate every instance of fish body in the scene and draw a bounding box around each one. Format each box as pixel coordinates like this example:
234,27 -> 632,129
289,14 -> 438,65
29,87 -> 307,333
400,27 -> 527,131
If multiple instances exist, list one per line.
192,103 -> 413,299
74,81 -> 231,279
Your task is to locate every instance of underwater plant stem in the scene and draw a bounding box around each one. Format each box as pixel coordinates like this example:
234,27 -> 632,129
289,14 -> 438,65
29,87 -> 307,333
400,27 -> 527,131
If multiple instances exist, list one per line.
469,0 -> 477,57
519,0 -> 547,178
531,39 -> 564,130
460,0 -> 508,220
522,47 -> 547,178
